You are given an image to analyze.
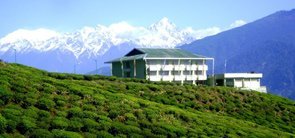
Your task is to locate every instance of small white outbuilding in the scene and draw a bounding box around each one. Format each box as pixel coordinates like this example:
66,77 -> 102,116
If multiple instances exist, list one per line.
214,73 -> 267,93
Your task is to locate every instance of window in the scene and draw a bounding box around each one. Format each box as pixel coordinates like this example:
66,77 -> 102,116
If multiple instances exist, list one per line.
235,79 -> 242,82
164,60 -> 171,65
192,60 -> 200,64
183,71 -> 191,75
172,71 -> 180,75
147,60 -> 158,65
195,71 -> 203,75
148,71 -> 157,76
172,60 -> 179,65
251,78 -> 259,82
181,60 -> 191,65
244,78 -> 250,82
159,71 -> 169,76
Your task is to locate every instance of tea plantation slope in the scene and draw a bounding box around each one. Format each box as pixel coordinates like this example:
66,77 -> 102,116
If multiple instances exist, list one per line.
0,63 -> 294,137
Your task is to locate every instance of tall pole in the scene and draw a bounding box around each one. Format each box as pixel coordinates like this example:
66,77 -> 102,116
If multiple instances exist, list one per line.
224,59 -> 227,73
94,59 -> 98,75
212,58 -> 215,86
13,48 -> 17,63
74,64 -> 76,74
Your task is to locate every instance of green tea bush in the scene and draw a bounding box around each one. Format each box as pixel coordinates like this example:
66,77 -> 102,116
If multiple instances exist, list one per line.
17,116 -> 37,134
0,88 -> 13,104
82,118 -> 99,132
36,98 -> 56,110
29,128 -> 53,138
23,107 -> 39,119
96,130 -> 113,137
51,117 -> 69,129
1,106 -> 22,119
68,118 -> 83,131
51,129 -> 83,138
67,107 -> 83,118
0,114 -> 7,133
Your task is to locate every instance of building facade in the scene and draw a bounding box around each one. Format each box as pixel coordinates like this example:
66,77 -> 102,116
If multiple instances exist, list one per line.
106,48 -> 213,85
214,73 -> 267,93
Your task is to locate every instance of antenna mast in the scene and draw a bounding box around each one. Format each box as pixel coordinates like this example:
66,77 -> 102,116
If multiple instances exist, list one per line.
13,48 -> 17,63
94,59 -> 98,75
224,59 -> 227,73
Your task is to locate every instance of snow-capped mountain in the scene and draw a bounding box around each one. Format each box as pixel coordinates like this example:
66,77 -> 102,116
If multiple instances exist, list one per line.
0,17 -> 222,73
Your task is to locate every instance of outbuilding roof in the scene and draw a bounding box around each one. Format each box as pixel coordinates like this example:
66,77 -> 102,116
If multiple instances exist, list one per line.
214,73 -> 263,79
105,48 -> 211,63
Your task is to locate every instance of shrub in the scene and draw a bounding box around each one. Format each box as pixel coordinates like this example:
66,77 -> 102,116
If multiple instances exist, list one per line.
83,75 -> 96,81
108,110 -> 120,120
68,119 -> 83,131
23,107 -> 39,119
56,111 -> 67,117
51,129 -> 83,138
111,122 -> 141,135
82,104 -> 96,111
22,98 -> 38,108
29,129 -> 53,138
67,107 -> 83,118
125,113 -> 136,121
38,110 -> 50,119
56,100 -> 66,107
36,98 -> 56,110
97,115 -> 112,122
37,110 -> 51,129
83,132 -> 97,138
147,84 -> 160,91
0,114 -> 7,133
1,107 -> 22,121
82,118 -> 99,132
92,94 -> 105,105
0,88 -> 13,104
96,131 -> 113,137
51,117 -> 69,129
97,120 -> 112,131
17,116 -> 36,134
83,111 -> 98,119
5,120 -> 18,133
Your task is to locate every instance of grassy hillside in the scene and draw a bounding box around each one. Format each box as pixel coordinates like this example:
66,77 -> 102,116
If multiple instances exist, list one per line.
0,62 -> 294,137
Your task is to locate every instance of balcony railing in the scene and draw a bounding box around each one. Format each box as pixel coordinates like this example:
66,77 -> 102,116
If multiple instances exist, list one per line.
147,64 -> 208,71
147,74 -> 207,82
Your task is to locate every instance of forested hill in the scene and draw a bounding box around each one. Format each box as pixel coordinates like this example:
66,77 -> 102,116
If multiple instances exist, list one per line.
0,62 -> 294,137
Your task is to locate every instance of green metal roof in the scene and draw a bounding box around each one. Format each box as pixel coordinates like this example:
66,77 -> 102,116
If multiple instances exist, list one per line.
136,48 -> 207,58
105,48 -> 210,63
105,54 -> 146,63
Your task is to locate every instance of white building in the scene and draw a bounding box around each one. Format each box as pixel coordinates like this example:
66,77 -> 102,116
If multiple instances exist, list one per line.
214,73 -> 267,93
106,48 -> 214,85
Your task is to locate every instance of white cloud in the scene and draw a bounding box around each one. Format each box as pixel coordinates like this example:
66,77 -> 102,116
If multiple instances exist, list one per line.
185,27 -> 222,40
230,20 -> 247,28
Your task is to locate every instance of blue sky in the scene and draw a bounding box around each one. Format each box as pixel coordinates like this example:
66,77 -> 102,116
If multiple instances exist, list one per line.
0,0 -> 294,37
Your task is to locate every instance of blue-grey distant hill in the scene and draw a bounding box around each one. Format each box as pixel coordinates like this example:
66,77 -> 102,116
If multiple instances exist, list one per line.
181,9 -> 295,100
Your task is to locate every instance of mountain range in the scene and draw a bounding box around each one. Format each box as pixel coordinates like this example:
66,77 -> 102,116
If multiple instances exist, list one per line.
181,9 -> 295,99
0,17 -> 221,73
